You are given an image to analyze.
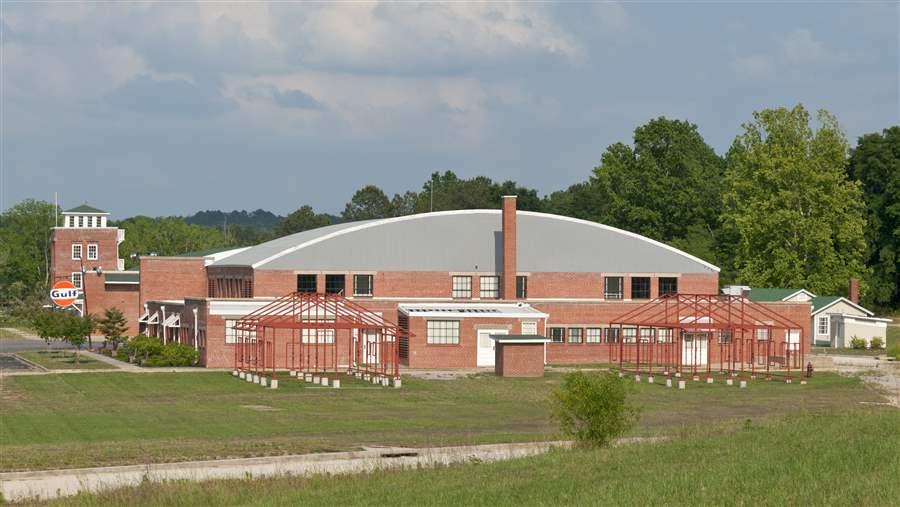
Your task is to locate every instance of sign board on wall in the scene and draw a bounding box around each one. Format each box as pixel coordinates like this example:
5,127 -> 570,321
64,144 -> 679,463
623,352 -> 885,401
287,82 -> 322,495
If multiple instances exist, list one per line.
50,280 -> 80,308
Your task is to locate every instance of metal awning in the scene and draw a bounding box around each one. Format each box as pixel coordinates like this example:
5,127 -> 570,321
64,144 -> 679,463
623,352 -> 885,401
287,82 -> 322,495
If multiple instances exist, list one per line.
138,310 -> 150,323
146,312 -> 159,324
163,313 -> 180,328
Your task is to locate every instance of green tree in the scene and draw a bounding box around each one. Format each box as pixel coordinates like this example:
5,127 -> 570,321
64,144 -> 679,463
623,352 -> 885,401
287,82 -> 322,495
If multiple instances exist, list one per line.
848,126 -> 900,310
342,185 -> 394,221
31,310 -> 69,348
722,105 -> 868,296
117,216 -> 232,269
0,199 -> 60,317
390,191 -> 420,217
551,371 -> 639,448
98,307 -> 129,350
274,205 -> 332,237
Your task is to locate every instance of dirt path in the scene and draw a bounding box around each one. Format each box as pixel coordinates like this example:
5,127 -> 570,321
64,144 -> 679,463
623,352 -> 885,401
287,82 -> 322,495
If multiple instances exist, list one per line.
811,354 -> 900,407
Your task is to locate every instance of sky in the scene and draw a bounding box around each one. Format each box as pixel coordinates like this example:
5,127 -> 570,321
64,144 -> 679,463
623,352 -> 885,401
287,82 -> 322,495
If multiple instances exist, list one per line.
2,1 -> 898,219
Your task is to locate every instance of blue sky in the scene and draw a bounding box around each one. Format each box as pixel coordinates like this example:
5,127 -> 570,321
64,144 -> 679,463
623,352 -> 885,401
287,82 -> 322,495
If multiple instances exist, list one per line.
2,1 -> 897,218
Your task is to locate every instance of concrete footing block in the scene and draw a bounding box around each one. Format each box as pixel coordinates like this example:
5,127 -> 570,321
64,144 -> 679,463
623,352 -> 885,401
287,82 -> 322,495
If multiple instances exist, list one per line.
634,375 -> 641,382
232,370 -> 238,376
321,377 -> 329,387
726,378 -> 733,386
381,377 -> 390,387
271,379 -> 279,389
678,380 -> 686,390
800,380 -> 807,385
647,376 -> 654,384
305,374 -> 312,382
786,379 -> 792,384
706,377 -> 714,384
289,370 -> 296,377
364,374 -> 371,381
312,376 -> 320,384
245,374 -> 253,383
239,372 -> 245,380
332,379 -> 340,389
393,378 -> 402,388
665,378 -> 672,388
618,372 -> 624,378
740,380 -> 747,388
693,376 -> 700,382
253,374 -> 260,384
260,377 -> 268,387
674,372 -> 682,378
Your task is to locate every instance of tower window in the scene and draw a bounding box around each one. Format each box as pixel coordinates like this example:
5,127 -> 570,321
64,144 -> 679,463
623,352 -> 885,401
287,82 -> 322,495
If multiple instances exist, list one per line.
72,244 -> 82,260
87,244 -> 98,260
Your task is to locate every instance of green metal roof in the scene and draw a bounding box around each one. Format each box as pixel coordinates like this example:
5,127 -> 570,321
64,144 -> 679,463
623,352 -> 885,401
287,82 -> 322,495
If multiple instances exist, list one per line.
747,288 -> 805,302
810,296 -> 842,313
65,204 -> 108,214
104,272 -> 140,284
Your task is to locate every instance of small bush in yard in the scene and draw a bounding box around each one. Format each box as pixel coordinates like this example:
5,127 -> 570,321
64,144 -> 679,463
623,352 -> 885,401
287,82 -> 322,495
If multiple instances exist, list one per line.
850,336 -> 867,350
551,371 -> 639,448
869,337 -> 884,349
887,344 -> 900,361
144,342 -> 198,367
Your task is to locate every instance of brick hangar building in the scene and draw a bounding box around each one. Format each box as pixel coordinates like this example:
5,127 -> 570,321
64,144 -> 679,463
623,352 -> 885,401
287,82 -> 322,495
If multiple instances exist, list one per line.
50,197 -> 811,373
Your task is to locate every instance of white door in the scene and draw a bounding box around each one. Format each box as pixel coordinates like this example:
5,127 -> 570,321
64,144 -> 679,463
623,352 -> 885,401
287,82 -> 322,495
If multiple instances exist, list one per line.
363,330 -> 379,365
477,329 -> 507,367
786,330 -> 800,352
681,333 -> 708,366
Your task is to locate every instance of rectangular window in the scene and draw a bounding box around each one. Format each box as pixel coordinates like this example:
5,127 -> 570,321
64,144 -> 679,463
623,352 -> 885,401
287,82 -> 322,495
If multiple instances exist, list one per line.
71,272 -> 83,289
516,275 -> 528,299
586,328 -> 603,343
659,277 -> 678,296
567,327 -> 583,344
77,216 -> 83,227
817,316 -> 829,335
426,320 -> 459,345
521,320 -> 538,335
325,274 -> 345,294
71,244 -> 82,260
639,328 -> 652,343
622,327 -> 637,343
718,330 -> 733,344
87,244 -> 98,260
67,216 -> 73,227
549,327 -> 565,343
605,328 -> 620,344
226,319 -> 257,344
658,328 -> 674,343
452,275 -> 472,299
297,274 -> 317,293
479,276 -> 500,299
353,274 -> 374,296
755,329 -> 769,341
604,276 -> 624,300
631,277 -> 650,299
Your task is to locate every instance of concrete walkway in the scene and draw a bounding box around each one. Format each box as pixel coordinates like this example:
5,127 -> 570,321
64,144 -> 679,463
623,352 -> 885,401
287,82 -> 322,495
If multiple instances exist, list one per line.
0,441 -> 578,502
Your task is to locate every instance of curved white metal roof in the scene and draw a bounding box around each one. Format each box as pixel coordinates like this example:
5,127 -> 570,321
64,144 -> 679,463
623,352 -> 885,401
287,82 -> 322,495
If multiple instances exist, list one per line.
212,210 -> 719,273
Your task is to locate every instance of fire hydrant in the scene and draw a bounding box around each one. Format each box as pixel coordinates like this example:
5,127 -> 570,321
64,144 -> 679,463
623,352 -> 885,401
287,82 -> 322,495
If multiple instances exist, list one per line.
806,362 -> 814,378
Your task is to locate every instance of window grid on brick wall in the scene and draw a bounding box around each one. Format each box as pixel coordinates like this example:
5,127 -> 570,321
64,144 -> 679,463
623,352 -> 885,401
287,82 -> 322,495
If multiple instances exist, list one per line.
354,274 -> 374,296
521,320 -> 538,335
718,329 -> 733,344
586,328 -> 603,343
622,327 -> 637,343
325,274 -> 345,295
87,244 -> 98,260
549,327 -> 565,343
71,244 -> 82,260
639,327 -> 653,343
817,316 -> 828,335
297,274 -> 317,293
631,277 -> 650,299
427,320 -> 460,345
479,276 -> 500,299
659,277 -> 678,296
605,328 -> 620,344
225,319 -> 256,344
71,272 -> 83,289
658,328 -> 674,343
516,275 -> 528,299
567,327 -> 583,344
604,276 -> 623,300
452,276 -> 472,299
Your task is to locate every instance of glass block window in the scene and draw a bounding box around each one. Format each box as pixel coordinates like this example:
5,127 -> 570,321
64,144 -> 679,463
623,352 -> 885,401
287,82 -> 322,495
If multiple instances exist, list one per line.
297,274 -> 317,293
452,276 -> 472,299
325,274 -> 345,294
604,276 -> 624,300
549,327 -> 565,343
659,277 -> 678,296
353,274 -> 374,296
567,327 -> 583,344
427,320 -> 460,345
631,277 -> 650,299
586,328 -> 603,343
479,276 -> 500,299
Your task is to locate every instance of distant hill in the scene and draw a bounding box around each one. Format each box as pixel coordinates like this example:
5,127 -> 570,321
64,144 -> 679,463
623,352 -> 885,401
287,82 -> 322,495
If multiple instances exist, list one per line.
184,209 -> 283,230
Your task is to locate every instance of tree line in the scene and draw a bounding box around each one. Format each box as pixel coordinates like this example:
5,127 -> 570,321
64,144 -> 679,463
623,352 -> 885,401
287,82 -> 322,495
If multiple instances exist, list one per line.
1,104 -> 897,322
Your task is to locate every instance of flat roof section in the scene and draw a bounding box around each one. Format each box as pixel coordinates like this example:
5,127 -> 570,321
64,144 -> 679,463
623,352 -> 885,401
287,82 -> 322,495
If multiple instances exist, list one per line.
398,303 -> 548,319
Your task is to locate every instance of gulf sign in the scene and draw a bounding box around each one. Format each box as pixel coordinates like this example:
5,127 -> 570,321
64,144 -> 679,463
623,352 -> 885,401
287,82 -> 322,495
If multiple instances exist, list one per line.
50,280 -> 80,308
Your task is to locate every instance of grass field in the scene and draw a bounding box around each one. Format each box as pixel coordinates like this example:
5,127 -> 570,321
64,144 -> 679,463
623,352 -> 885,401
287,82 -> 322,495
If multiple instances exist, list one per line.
0,370 -> 884,472
28,408 -> 900,506
15,351 -> 115,370
0,327 -> 31,340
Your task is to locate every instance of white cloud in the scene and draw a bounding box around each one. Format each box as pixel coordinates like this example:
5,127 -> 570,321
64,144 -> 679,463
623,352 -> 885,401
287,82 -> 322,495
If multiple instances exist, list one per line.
783,28 -> 848,64
730,54 -> 776,80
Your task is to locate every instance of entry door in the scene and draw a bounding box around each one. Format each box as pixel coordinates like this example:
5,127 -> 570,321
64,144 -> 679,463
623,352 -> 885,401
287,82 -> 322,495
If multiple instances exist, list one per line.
477,329 -> 507,367
363,330 -> 379,365
681,333 -> 709,366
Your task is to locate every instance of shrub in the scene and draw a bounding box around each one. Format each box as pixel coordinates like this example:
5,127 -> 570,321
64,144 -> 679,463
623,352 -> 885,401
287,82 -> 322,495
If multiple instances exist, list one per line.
887,344 -> 900,361
869,337 -> 884,350
115,347 -> 130,363
145,343 -> 198,367
850,336 -> 867,350
551,371 -> 639,448
123,335 -> 164,364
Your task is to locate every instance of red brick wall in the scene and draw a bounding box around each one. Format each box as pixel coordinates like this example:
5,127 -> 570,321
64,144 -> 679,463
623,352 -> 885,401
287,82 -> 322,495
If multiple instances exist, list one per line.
81,272 -> 140,336
253,269 -> 295,297
496,343 -> 545,377
50,227 -> 120,285
139,257 -> 207,307
405,316 -> 545,368
502,196 -> 517,299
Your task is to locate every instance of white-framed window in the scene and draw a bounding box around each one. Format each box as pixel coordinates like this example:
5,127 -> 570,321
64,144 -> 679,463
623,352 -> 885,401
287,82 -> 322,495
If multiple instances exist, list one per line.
567,327 -> 583,344
451,276 -> 472,299
225,319 -> 257,344
604,328 -> 620,344
87,244 -> 98,260
755,329 -> 770,341
604,276 -> 623,300
639,328 -> 653,343
658,328 -> 674,343
426,320 -> 459,345
87,216 -> 94,227
586,328 -> 603,343
301,328 -> 336,343
353,274 -> 373,296
622,327 -> 637,343
549,327 -> 565,343
77,216 -> 84,228
71,244 -> 82,260
817,316 -> 829,336
717,330 -> 733,344
479,276 -> 500,299
66,216 -> 74,227
521,320 -> 538,335
71,272 -> 83,289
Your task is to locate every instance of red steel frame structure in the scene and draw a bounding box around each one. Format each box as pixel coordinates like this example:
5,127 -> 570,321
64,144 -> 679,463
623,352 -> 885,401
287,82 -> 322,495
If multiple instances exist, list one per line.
232,292 -> 408,383
609,294 -> 806,381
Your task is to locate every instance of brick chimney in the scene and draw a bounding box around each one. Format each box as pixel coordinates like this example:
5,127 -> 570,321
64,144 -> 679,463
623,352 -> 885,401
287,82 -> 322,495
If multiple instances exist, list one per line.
502,196 -> 517,300
849,278 -> 859,304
